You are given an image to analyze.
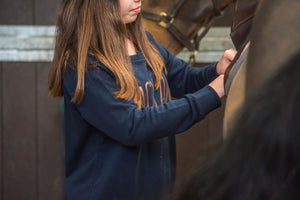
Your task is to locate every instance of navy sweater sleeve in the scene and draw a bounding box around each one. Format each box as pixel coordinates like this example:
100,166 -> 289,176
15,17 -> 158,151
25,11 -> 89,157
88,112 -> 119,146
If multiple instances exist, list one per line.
63,64 -> 221,146
146,32 -> 219,98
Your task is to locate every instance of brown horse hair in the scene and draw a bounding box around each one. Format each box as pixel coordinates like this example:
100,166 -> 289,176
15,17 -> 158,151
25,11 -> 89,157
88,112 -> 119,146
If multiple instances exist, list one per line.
48,0 -> 166,109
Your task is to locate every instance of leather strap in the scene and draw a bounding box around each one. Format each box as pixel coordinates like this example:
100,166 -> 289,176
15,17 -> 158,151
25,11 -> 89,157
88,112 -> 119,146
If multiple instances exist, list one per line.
212,0 -> 221,16
141,11 -> 162,22
168,0 -> 186,18
224,41 -> 250,94
166,23 -> 195,51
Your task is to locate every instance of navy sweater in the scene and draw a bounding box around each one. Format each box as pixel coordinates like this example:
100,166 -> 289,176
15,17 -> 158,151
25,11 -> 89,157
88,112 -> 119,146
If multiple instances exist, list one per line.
62,32 -> 221,200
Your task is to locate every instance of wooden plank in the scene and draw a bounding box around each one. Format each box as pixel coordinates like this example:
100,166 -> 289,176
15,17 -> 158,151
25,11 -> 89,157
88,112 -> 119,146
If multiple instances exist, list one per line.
177,51 -> 226,63
2,62 -> 37,200
176,119 -> 209,177
175,64 -> 211,185
0,25 -> 55,37
36,63 -> 64,200
0,0 -> 34,25
0,37 -> 55,50
35,0 -> 61,25
0,63 -> 3,200
0,50 -> 54,62
175,64 -> 224,190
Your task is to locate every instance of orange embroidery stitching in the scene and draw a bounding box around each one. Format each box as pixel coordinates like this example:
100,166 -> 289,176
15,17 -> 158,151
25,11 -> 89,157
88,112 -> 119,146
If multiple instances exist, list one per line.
139,75 -> 170,107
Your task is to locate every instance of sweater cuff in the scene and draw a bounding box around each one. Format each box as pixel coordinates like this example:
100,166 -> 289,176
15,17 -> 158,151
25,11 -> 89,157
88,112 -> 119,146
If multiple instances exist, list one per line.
206,62 -> 219,81
186,85 -> 221,121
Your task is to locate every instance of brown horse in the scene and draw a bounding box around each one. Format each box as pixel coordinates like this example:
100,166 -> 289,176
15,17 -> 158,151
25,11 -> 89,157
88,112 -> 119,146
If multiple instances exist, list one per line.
141,0 -> 235,58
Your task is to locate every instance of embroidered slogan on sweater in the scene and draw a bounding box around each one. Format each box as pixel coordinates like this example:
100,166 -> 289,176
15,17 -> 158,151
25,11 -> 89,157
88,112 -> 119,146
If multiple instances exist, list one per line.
139,75 -> 171,107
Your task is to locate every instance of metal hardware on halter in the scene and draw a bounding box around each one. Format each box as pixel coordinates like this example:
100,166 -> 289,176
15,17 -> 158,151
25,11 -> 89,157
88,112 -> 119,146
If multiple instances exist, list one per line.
158,12 -> 174,28
189,51 -> 198,66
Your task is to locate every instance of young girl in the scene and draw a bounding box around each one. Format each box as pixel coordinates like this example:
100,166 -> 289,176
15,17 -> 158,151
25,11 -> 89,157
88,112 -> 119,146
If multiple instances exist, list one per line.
48,0 -> 236,199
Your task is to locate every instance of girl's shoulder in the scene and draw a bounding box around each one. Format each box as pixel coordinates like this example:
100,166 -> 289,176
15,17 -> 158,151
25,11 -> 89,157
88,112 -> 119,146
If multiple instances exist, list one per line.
145,31 -> 171,61
86,54 -> 116,78
145,31 -> 156,44
64,54 -> 115,79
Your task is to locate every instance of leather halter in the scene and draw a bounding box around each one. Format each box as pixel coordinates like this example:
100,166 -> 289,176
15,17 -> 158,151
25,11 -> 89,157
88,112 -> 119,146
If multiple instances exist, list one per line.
142,0 -> 221,64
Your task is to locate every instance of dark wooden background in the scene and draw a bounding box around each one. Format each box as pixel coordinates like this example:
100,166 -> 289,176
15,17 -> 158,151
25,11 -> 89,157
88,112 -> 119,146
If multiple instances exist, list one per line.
0,0 -> 234,199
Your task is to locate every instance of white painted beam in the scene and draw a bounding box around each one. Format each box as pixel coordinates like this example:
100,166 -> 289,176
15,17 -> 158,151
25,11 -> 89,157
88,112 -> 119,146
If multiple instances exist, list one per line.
0,25 -> 234,62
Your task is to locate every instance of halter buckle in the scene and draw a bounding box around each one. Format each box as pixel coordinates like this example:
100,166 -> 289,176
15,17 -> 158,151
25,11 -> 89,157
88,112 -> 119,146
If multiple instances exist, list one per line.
189,51 -> 198,65
158,12 -> 174,28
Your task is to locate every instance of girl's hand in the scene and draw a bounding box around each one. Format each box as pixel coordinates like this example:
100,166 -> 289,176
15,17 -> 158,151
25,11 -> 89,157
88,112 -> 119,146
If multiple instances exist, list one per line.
209,75 -> 225,98
216,49 -> 237,75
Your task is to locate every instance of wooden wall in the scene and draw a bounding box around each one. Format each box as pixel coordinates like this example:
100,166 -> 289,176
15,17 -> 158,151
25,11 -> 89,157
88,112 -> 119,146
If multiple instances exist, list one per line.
173,5 -> 235,186
0,0 -> 64,200
0,0 -> 61,25
0,0 -> 234,199
0,62 -> 64,200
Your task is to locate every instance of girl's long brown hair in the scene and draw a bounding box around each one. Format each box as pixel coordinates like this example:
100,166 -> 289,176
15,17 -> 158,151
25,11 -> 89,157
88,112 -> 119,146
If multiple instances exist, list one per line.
48,0 -> 166,109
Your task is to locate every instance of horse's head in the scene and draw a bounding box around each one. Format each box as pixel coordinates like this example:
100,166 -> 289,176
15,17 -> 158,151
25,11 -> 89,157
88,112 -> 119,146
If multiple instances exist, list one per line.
142,0 -> 235,55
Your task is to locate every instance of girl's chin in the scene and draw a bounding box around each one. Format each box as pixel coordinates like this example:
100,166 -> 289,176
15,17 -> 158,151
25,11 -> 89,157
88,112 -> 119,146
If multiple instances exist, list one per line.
123,16 -> 138,24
